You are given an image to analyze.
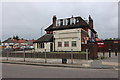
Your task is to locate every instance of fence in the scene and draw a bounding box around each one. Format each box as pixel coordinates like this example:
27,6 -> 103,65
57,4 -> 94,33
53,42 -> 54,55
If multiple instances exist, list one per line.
2,52 -> 89,59
2,49 -> 91,64
2,47 -> 118,64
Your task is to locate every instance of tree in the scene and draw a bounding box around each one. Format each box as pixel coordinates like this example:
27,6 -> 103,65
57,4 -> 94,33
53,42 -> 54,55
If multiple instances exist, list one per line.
8,37 -> 12,39
13,36 -> 16,39
15,35 -> 20,40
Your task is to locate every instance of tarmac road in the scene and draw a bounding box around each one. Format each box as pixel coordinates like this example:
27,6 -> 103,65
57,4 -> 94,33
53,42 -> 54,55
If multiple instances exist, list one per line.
2,63 -> 118,78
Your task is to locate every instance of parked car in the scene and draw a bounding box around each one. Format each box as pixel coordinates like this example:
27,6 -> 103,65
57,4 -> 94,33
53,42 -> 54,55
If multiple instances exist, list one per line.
13,46 -> 24,51
24,46 -> 32,50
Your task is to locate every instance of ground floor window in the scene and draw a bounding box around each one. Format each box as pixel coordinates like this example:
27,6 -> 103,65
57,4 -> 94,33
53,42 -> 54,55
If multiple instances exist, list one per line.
72,41 -> 76,47
64,41 -> 69,47
37,43 -> 44,48
58,42 -> 62,47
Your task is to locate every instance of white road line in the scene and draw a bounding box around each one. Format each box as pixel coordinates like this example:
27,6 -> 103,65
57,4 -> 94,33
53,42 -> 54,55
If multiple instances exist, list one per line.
102,62 -> 119,66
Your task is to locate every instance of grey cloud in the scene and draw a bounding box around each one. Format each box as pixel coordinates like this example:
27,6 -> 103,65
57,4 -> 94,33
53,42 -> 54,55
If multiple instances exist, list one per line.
2,2 -> 118,40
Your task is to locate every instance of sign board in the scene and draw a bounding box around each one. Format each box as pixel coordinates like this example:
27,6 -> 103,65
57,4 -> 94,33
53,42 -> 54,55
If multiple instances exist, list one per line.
114,41 -> 119,43
97,42 -> 104,47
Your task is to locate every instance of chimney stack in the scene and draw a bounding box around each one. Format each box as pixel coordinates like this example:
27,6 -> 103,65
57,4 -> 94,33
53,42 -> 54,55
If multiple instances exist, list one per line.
67,18 -> 70,25
52,15 -> 57,27
89,15 -> 93,28
60,19 -> 63,26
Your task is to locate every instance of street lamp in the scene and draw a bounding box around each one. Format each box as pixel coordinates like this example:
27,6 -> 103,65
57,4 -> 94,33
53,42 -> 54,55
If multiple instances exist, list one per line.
71,49 -> 73,64
41,27 -> 43,37
45,42 -> 47,63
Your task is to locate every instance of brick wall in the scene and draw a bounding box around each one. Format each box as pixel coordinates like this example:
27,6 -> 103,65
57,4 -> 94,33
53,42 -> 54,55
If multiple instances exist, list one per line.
81,42 -> 98,59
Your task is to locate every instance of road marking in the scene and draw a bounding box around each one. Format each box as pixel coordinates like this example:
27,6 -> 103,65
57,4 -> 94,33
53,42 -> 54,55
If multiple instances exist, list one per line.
102,62 -> 119,66
113,67 -> 119,71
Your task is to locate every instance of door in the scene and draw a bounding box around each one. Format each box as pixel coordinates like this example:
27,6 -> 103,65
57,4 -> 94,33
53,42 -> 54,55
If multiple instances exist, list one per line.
50,43 -> 53,52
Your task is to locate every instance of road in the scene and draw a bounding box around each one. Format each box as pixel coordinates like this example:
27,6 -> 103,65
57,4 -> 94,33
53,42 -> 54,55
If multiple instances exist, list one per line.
2,63 -> 118,78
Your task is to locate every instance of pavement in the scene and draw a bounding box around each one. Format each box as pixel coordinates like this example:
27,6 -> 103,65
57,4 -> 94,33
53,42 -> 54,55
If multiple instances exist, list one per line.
1,55 -> 119,70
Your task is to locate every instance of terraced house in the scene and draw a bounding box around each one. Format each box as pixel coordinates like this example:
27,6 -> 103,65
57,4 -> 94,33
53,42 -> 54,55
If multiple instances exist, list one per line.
2,38 -> 35,49
34,15 -> 97,52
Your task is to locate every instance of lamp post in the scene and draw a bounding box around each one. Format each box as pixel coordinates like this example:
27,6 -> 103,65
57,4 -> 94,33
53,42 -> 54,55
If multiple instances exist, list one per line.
86,49 -> 88,61
41,27 -> 43,37
45,43 -> 47,63
23,49 -> 25,62
45,49 -> 47,63
7,49 -> 9,61
71,49 -> 73,64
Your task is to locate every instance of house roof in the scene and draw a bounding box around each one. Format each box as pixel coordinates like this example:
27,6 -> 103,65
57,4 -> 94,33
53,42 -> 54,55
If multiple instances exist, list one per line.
34,34 -> 53,43
45,16 -> 97,34
95,38 -> 101,41
17,40 -> 27,43
28,40 -> 35,42
2,39 -> 17,43
103,40 -> 120,42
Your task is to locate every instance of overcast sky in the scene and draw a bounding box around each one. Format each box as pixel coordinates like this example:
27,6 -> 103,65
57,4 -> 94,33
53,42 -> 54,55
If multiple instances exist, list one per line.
2,2 -> 118,40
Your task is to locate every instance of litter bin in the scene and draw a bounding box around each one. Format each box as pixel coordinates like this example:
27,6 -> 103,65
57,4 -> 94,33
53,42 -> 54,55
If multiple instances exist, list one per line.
62,58 -> 67,64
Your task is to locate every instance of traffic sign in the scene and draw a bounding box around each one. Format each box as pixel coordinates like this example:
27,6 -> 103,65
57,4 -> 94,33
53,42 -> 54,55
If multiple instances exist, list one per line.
97,42 -> 104,47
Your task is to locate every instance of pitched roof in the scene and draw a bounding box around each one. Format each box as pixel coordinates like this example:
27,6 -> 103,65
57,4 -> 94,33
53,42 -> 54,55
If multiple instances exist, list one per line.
34,34 -> 53,43
17,40 -> 27,43
2,39 -> 17,43
45,16 -> 97,34
28,40 -> 35,42
95,38 -> 101,41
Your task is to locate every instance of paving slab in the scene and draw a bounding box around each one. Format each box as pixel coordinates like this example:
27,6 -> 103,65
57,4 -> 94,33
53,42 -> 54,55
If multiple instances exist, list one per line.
1,56 -> 119,70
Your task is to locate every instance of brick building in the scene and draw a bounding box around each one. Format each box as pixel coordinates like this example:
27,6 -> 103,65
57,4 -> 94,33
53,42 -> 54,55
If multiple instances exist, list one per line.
34,15 -> 98,52
97,40 -> 120,52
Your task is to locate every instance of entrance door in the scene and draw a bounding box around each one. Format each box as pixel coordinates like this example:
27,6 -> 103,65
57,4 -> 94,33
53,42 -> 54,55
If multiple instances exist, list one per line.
50,43 -> 53,52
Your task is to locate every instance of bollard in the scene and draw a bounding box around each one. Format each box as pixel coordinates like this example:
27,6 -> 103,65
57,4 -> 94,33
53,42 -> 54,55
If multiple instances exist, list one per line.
45,49 -> 47,63
71,49 -> 73,64
108,49 -> 111,57
115,48 -> 117,56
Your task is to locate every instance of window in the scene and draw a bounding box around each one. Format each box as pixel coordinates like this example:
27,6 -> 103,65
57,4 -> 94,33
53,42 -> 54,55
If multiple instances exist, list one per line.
64,41 -> 69,47
37,43 -> 44,48
58,42 -> 62,47
41,43 -> 44,48
72,41 -> 76,47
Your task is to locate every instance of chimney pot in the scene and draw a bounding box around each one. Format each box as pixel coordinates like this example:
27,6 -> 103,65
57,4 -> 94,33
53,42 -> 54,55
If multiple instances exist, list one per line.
89,15 -> 93,28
